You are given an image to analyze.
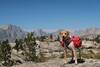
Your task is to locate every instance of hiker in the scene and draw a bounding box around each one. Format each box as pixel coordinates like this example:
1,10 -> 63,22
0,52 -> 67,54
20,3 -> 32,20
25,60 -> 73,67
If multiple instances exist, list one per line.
59,31 -> 82,64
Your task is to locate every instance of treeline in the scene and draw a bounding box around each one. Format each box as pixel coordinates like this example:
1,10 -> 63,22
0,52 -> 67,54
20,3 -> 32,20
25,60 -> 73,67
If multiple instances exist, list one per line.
82,35 -> 100,43
0,32 -> 45,66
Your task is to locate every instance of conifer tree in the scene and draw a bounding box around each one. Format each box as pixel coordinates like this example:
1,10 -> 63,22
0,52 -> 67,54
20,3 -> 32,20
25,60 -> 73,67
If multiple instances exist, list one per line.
1,40 -> 11,66
23,32 -> 38,61
14,39 -> 24,52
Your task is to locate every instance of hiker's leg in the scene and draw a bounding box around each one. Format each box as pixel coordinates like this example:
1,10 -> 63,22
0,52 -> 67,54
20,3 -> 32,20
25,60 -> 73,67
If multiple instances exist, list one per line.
68,42 -> 74,60
72,48 -> 77,64
64,47 -> 67,63
69,42 -> 77,64
72,50 -> 74,60
78,48 -> 81,59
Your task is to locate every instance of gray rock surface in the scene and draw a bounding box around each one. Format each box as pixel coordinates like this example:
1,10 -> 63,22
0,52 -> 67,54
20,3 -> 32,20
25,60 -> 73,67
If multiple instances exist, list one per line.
12,58 -> 100,67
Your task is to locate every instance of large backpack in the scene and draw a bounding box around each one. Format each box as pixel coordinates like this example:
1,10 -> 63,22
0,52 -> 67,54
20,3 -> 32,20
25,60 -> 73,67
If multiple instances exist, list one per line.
71,36 -> 82,48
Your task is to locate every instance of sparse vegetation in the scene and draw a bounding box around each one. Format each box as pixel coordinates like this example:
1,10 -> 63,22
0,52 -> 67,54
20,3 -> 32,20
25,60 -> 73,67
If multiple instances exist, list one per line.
0,31 -> 100,67
13,39 -> 24,52
0,40 -> 12,66
94,35 -> 100,43
23,32 -> 39,61
0,32 -> 46,66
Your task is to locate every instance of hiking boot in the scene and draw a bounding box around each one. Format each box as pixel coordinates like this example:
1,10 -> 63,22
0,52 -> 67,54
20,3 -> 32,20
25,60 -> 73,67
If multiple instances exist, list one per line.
68,59 -> 75,64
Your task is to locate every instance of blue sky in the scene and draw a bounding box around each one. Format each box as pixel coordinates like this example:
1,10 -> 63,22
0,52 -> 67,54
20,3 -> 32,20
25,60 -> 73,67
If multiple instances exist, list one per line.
0,0 -> 100,30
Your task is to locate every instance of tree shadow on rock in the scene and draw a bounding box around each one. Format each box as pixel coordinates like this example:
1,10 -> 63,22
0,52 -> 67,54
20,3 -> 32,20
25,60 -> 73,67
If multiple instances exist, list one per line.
77,59 -> 85,63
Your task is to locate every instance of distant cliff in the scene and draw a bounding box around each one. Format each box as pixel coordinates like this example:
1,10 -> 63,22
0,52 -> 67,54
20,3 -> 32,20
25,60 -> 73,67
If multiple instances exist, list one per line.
0,24 -> 26,42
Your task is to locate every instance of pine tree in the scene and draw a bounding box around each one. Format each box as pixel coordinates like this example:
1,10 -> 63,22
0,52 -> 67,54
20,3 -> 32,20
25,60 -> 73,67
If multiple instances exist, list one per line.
94,35 -> 100,43
57,35 -> 60,41
14,39 -> 24,52
0,41 -> 2,62
0,40 -> 11,66
23,32 -> 38,62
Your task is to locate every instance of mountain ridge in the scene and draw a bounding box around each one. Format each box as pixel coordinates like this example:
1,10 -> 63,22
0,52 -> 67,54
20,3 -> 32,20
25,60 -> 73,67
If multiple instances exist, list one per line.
0,24 -> 26,42
0,24 -> 100,42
